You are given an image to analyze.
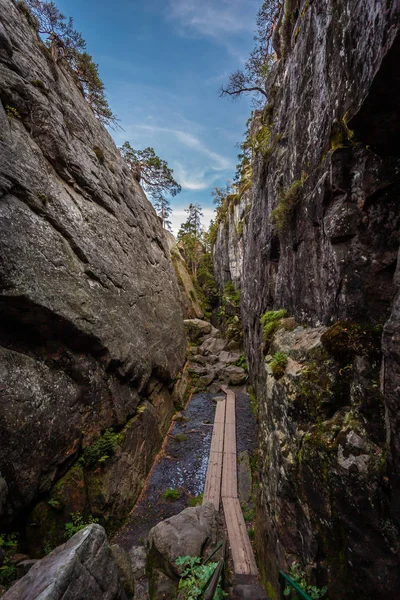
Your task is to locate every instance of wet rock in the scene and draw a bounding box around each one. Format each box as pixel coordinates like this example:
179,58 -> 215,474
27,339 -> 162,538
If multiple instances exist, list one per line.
111,544 -> 135,598
3,525 -> 127,600
184,319 -> 212,342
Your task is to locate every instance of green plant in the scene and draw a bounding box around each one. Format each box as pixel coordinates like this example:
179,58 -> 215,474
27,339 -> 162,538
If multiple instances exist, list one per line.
175,555 -> 226,599
187,493 -> 203,507
6,105 -> 21,120
93,145 -> 105,164
162,488 -> 180,501
44,541 -> 53,555
79,429 -> 123,467
260,309 -> 288,346
64,512 -> 99,539
37,193 -> 49,204
174,433 -> 189,442
31,79 -> 47,93
270,176 -> 306,233
270,352 -> 288,379
284,562 -> 327,599
235,354 -> 248,372
48,498 -> 61,509
0,564 -> 17,586
248,528 -> 255,540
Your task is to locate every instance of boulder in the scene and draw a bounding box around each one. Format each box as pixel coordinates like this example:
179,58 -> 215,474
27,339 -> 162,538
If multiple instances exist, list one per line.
3,525 -> 127,600
200,336 -> 226,356
219,366 -> 247,386
147,503 -> 222,592
184,319 -> 212,342
217,351 -> 241,365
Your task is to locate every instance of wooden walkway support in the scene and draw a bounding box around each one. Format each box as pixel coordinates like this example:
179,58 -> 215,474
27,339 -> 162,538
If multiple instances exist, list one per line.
203,385 -> 258,577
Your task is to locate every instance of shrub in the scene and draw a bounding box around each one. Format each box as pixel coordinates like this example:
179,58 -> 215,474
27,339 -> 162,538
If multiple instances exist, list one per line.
79,429 -> 123,467
270,351 -> 288,379
6,105 -> 21,120
270,176 -> 306,233
284,562 -> 327,599
175,556 -> 225,600
64,512 -> 99,539
260,309 -> 288,345
321,321 -> 382,359
187,493 -> 203,507
31,79 -> 47,93
162,488 -> 180,501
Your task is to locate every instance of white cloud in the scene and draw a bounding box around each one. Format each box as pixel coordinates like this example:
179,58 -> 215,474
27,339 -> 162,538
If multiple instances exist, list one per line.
136,125 -> 232,170
166,0 -> 259,40
170,208 -> 215,237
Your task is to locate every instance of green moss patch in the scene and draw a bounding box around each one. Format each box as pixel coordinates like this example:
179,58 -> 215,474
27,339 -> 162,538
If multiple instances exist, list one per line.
321,321 -> 382,359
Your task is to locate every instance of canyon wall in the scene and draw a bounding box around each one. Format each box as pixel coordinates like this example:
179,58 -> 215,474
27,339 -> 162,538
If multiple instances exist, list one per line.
0,0 -> 187,550
214,0 -> 400,597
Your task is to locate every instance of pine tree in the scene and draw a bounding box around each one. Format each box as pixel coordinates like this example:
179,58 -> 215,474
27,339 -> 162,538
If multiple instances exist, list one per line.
152,195 -> 172,231
177,203 -> 204,277
120,142 -> 181,200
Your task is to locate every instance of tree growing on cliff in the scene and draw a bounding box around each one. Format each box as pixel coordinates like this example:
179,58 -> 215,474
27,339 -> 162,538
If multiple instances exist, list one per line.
177,203 -> 204,277
152,195 -> 173,231
120,142 -> 181,200
24,0 -> 118,126
220,0 -> 281,102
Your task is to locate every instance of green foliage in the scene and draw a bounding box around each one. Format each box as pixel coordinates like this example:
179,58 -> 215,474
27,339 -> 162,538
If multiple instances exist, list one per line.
48,498 -> 61,509
174,433 -> 189,442
44,540 -> 53,554
0,534 -> 19,587
64,512 -> 99,539
6,105 -> 21,120
175,555 -> 226,600
260,309 -> 288,346
270,177 -> 306,233
248,527 -> 255,540
25,1 -> 117,126
284,563 -> 327,599
79,429 -> 123,468
93,145 -> 105,164
270,352 -> 288,379
187,493 -> 203,507
162,488 -> 180,501
223,280 -> 240,307
31,78 -> 47,92
120,141 -> 181,199
235,354 -> 248,372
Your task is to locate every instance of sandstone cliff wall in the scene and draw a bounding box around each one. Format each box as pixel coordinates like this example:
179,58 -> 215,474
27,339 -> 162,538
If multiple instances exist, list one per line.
213,0 -> 400,597
0,0 -> 186,546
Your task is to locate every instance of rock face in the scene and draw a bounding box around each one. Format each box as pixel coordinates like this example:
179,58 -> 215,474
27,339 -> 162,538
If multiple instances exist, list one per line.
165,231 -> 204,319
212,0 -> 400,597
213,192 -> 251,291
0,0 -> 186,540
3,525 -> 128,600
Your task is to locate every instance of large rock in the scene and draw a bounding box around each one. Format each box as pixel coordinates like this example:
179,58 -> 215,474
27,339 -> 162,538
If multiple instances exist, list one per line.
0,0 -> 186,528
147,503 -> 223,597
3,525 -> 127,600
184,319 -> 212,342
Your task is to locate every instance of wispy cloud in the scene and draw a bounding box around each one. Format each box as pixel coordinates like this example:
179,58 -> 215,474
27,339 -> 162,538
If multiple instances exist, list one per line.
170,208 -> 215,237
166,0 -> 259,40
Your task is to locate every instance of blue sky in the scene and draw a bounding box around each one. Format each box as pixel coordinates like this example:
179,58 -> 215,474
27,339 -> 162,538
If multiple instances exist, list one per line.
57,0 -> 259,234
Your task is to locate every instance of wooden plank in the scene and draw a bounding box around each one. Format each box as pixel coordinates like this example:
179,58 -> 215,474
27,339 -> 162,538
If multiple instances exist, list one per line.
225,396 -> 236,425
221,451 -> 237,499
210,420 -> 225,454
214,398 -> 226,424
224,421 -> 237,455
223,497 -> 258,576
203,450 -> 223,510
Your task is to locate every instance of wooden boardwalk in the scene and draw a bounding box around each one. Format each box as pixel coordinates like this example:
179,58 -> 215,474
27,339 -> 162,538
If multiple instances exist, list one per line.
203,385 -> 258,577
